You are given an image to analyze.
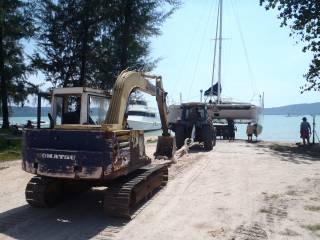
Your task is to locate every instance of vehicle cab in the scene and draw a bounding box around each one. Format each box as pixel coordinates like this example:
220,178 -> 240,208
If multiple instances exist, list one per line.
181,103 -> 208,125
51,87 -> 111,127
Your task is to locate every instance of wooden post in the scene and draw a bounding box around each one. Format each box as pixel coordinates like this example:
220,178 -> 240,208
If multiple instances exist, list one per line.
37,93 -> 41,129
312,115 -> 316,145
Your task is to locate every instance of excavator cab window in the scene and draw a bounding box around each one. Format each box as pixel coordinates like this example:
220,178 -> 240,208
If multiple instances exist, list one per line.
88,95 -> 109,125
52,90 -> 110,126
55,95 -> 81,124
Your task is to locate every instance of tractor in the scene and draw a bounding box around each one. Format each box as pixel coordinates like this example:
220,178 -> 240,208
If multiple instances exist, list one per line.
169,103 -> 216,150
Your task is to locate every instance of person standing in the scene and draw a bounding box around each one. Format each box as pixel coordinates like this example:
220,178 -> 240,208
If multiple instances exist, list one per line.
227,119 -> 236,141
300,117 -> 311,145
246,122 -> 253,142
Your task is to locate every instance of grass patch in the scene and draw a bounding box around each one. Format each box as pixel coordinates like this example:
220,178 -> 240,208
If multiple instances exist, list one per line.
146,139 -> 157,144
279,228 -> 300,236
269,193 -> 279,199
286,190 -> 298,196
268,143 -> 320,158
0,136 -> 21,161
302,224 -> 320,232
270,144 -> 291,152
305,206 -> 320,212
263,193 -> 280,201
310,197 -> 320,201
260,208 -> 272,214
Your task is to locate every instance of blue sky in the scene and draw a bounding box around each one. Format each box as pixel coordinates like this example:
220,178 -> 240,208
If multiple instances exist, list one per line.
29,0 -> 318,108
148,0 -> 317,108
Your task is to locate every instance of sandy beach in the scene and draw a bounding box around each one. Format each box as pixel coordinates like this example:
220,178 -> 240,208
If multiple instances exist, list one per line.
0,140 -> 320,239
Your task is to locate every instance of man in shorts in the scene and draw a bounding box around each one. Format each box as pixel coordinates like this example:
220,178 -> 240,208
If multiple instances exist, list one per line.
300,117 -> 311,145
246,122 -> 253,142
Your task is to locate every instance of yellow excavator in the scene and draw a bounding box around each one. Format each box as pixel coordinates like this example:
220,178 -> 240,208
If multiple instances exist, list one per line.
22,70 -> 175,218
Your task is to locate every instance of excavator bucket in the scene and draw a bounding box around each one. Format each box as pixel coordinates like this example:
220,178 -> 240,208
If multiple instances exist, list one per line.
155,136 -> 176,159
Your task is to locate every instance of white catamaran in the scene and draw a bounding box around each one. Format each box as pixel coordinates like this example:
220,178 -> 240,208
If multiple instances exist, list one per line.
169,0 -> 263,135
205,0 -> 263,135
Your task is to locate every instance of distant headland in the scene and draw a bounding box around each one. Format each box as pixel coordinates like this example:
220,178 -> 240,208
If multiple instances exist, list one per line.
265,102 -> 320,115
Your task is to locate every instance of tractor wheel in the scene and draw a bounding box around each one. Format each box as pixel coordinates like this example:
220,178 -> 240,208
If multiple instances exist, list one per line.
202,125 -> 214,151
175,125 -> 186,149
212,127 -> 217,147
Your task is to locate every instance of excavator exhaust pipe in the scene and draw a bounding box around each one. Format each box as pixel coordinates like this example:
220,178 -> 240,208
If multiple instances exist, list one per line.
155,136 -> 176,159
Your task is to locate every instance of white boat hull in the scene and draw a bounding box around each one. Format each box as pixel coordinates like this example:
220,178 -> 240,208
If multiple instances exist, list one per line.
210,104 -> 262,122
127,119 -> 161,131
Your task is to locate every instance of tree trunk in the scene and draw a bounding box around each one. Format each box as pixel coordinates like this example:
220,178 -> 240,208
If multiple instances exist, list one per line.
0,78 -> 9,129
79,17 -> 89,87
120,0 -> 132,70
0,5 -> 9,129
79,37 -> 87,87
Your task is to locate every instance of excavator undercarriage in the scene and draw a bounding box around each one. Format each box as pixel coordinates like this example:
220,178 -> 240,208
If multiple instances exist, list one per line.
25,164 -> 168,218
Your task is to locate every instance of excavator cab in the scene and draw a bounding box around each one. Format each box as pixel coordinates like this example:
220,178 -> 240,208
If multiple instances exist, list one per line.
50,87 -> 110,126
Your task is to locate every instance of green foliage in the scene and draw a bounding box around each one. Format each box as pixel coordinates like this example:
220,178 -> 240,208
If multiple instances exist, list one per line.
260,0 -> 320,92
0,136 -> 21,161
33,0 -> 180,89
32,0 -> 104,88
304,205 -> 320,212
0,0 -> 37,128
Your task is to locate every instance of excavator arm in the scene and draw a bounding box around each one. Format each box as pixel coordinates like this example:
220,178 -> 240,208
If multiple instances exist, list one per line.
104,70 -> 169,135
104,70 -> 175,158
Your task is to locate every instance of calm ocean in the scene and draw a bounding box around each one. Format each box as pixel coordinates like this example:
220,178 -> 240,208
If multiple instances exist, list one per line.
5,115 -> 320,143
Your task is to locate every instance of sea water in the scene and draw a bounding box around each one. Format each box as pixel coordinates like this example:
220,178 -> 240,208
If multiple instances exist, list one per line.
237,115 -> 320,142
144,115 -> 320,143
4,115 -> 320,143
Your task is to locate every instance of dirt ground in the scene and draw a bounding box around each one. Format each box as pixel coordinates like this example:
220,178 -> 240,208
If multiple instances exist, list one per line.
1,140 -> 320,240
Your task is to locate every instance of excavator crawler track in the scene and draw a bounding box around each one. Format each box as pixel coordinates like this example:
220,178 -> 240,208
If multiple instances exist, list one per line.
104,164 -> 168,218
25,176 -> 62,208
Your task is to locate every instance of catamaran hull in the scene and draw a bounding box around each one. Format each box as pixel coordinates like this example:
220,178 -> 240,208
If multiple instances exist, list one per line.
211,105 -> 262,122
168,103 -> 264,135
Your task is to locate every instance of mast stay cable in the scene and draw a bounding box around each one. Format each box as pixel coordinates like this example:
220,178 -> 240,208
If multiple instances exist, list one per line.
230,0 -> 258,103
172,0 -> 211,98
187,0 -> 216,97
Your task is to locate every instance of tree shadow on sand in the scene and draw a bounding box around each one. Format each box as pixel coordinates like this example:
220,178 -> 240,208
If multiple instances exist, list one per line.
257,142 -> 320,164
0,188 -> 128,240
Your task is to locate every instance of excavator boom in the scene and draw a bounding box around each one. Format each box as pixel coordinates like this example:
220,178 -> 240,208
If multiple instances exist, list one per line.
104,71 -> 169,134
104,70 -> 175,158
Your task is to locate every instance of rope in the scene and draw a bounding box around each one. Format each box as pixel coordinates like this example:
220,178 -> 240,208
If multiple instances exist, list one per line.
174,125 -> 197,160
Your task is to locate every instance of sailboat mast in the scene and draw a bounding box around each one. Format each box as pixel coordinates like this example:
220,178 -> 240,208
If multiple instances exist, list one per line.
210,1 -> 220,100
217,0 -> 223,103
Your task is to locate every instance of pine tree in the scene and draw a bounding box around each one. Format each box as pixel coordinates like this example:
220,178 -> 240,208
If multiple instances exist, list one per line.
33,0 -> 103,88
33,0 -> 180,89
96,0 -> 180,89
0,0 -> 36,129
